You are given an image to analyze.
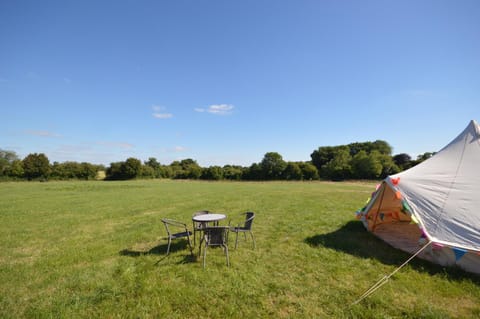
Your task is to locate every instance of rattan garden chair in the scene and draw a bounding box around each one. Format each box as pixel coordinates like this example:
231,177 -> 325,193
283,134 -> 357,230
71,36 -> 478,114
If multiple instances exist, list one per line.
192,210 -> 210,246
229,211 -> 256,249
200,226 -> 230,268
161,218 -> 193,256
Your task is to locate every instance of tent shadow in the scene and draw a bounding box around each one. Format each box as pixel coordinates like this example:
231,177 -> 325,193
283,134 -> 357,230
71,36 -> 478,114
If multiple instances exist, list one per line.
305,220 -> 480,283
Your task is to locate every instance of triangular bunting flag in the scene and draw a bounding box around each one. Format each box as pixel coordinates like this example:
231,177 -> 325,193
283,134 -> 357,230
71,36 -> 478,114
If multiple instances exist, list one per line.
401,200 -> 411,214
410,214 -> 419,224
452,247 -> 467,261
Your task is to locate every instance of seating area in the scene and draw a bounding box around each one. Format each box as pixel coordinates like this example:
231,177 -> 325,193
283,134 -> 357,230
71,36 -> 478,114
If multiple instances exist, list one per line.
161,211 -> 256,268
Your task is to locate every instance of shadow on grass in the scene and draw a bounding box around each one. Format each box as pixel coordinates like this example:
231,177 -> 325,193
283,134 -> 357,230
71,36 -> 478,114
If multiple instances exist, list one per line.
119,239 -> 197,265
305,220 -> 480,283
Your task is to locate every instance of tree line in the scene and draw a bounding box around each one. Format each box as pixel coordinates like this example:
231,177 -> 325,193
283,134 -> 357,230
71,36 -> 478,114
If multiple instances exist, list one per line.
0,141 -> 433,182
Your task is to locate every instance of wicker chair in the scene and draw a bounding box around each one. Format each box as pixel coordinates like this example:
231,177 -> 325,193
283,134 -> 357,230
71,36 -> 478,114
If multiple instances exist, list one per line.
200,226 -> 230,268
161,218 -> 193,256
229,212 -> 256,249
192,210 -> 210,246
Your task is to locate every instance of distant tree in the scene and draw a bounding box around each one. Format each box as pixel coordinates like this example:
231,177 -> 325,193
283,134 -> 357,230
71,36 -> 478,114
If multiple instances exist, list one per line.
6,160 -> 24,178
105,158 -> 141,180
0,149 -> 20,177
299,162 -> 319,180
416,152 -> 435,162
260,152 -> 287,180
321,148 -> 352,180
377,152 -> 400,178
393,153 -> 412,170
170,159 -> 202,179
123,157 -> 142,179
144,157 -> 162,178
140,164 -> 155,179
283,162 -> 302,180
201,166 -> 223,180
371,140 -> 393,155
22,153 -> 51,180
222,165 -> 243,180
159,165 -> 173,178
145,157 -> 160,170
310,146 -> 338,171
350,150 -> 382,179
105,162 -> 123,180
243,163 -> 263,180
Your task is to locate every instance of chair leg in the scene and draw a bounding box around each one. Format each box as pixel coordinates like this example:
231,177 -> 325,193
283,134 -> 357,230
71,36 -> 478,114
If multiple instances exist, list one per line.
235,231 -> 239,249
187,235 -> 194,256
166,237 -> 171,255
224,245 -> 230,267
250,231 -> 256,249
203,243 -> 207,268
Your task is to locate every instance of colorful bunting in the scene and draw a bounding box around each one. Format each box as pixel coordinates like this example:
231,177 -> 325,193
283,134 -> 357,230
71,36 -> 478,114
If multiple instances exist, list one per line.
401,200 -> 412,214
410,214 -> 419,224
391,177 -> 400,185
395,191 -> 402,200
420,228 -> 427,238
452,247 -> 467,261
432,242 -> 444,250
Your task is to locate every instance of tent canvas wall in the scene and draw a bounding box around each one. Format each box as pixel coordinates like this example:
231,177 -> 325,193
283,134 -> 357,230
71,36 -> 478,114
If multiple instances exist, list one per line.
357,120 -> 480,275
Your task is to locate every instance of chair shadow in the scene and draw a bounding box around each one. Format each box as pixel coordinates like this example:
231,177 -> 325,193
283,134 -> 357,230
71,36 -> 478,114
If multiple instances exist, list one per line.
305,220 -> 480,283
120,239 -> 197,264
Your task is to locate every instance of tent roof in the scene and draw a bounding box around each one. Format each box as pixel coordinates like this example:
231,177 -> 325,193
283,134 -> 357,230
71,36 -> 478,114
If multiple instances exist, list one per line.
389,120 -> 480,251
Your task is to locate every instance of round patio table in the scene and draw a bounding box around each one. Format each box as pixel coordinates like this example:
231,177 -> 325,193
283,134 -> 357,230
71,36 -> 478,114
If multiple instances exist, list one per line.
192,213 -> 226,223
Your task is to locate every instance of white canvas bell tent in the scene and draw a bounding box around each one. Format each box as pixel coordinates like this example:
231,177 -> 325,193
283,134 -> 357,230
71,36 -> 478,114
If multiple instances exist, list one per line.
356,120 -> 480,275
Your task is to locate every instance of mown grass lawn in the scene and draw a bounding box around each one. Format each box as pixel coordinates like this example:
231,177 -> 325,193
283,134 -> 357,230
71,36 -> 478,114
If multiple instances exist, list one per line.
1,180 -> 479,318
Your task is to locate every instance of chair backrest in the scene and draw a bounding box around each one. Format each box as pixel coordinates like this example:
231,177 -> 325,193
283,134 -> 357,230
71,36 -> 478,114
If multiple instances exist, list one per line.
192,210 -> 209,228
193,210 -> 210,217
243,212 -> 255,230
162,218 -> 187,236
204,226 -> 229,246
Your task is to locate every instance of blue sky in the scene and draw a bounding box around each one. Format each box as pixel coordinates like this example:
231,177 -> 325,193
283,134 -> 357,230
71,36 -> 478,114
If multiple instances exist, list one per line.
1,1 -> 479,167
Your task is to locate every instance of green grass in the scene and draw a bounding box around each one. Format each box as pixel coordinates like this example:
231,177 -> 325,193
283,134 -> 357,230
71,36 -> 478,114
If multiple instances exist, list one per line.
1,180 -> 479,318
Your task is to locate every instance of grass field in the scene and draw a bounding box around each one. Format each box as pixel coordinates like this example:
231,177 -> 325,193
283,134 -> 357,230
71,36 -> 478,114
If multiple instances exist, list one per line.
1,180 -> 479,318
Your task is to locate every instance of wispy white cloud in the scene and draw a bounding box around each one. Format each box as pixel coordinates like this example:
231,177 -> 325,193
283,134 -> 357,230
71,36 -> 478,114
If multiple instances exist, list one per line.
97,141 -> 134,149
25,130 -> 62,138
153,113 -> 173,119
152,105 -> 173,119
173,146 -> 186,152
63,77 -> 72,84
160,146 -> 187,153
195,104 -> 235,115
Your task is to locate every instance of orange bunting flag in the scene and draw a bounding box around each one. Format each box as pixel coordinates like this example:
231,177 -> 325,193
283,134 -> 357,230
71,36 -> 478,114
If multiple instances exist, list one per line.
395,191 -> 402,200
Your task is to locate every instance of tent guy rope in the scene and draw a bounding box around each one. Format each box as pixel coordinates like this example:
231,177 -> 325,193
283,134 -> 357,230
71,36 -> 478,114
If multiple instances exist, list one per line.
351,241 -> 432,306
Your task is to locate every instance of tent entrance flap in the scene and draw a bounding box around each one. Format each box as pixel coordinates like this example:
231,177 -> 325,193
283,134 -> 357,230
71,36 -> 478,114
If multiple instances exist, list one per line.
365,183 -> 412,232
374,223 -> 422,254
